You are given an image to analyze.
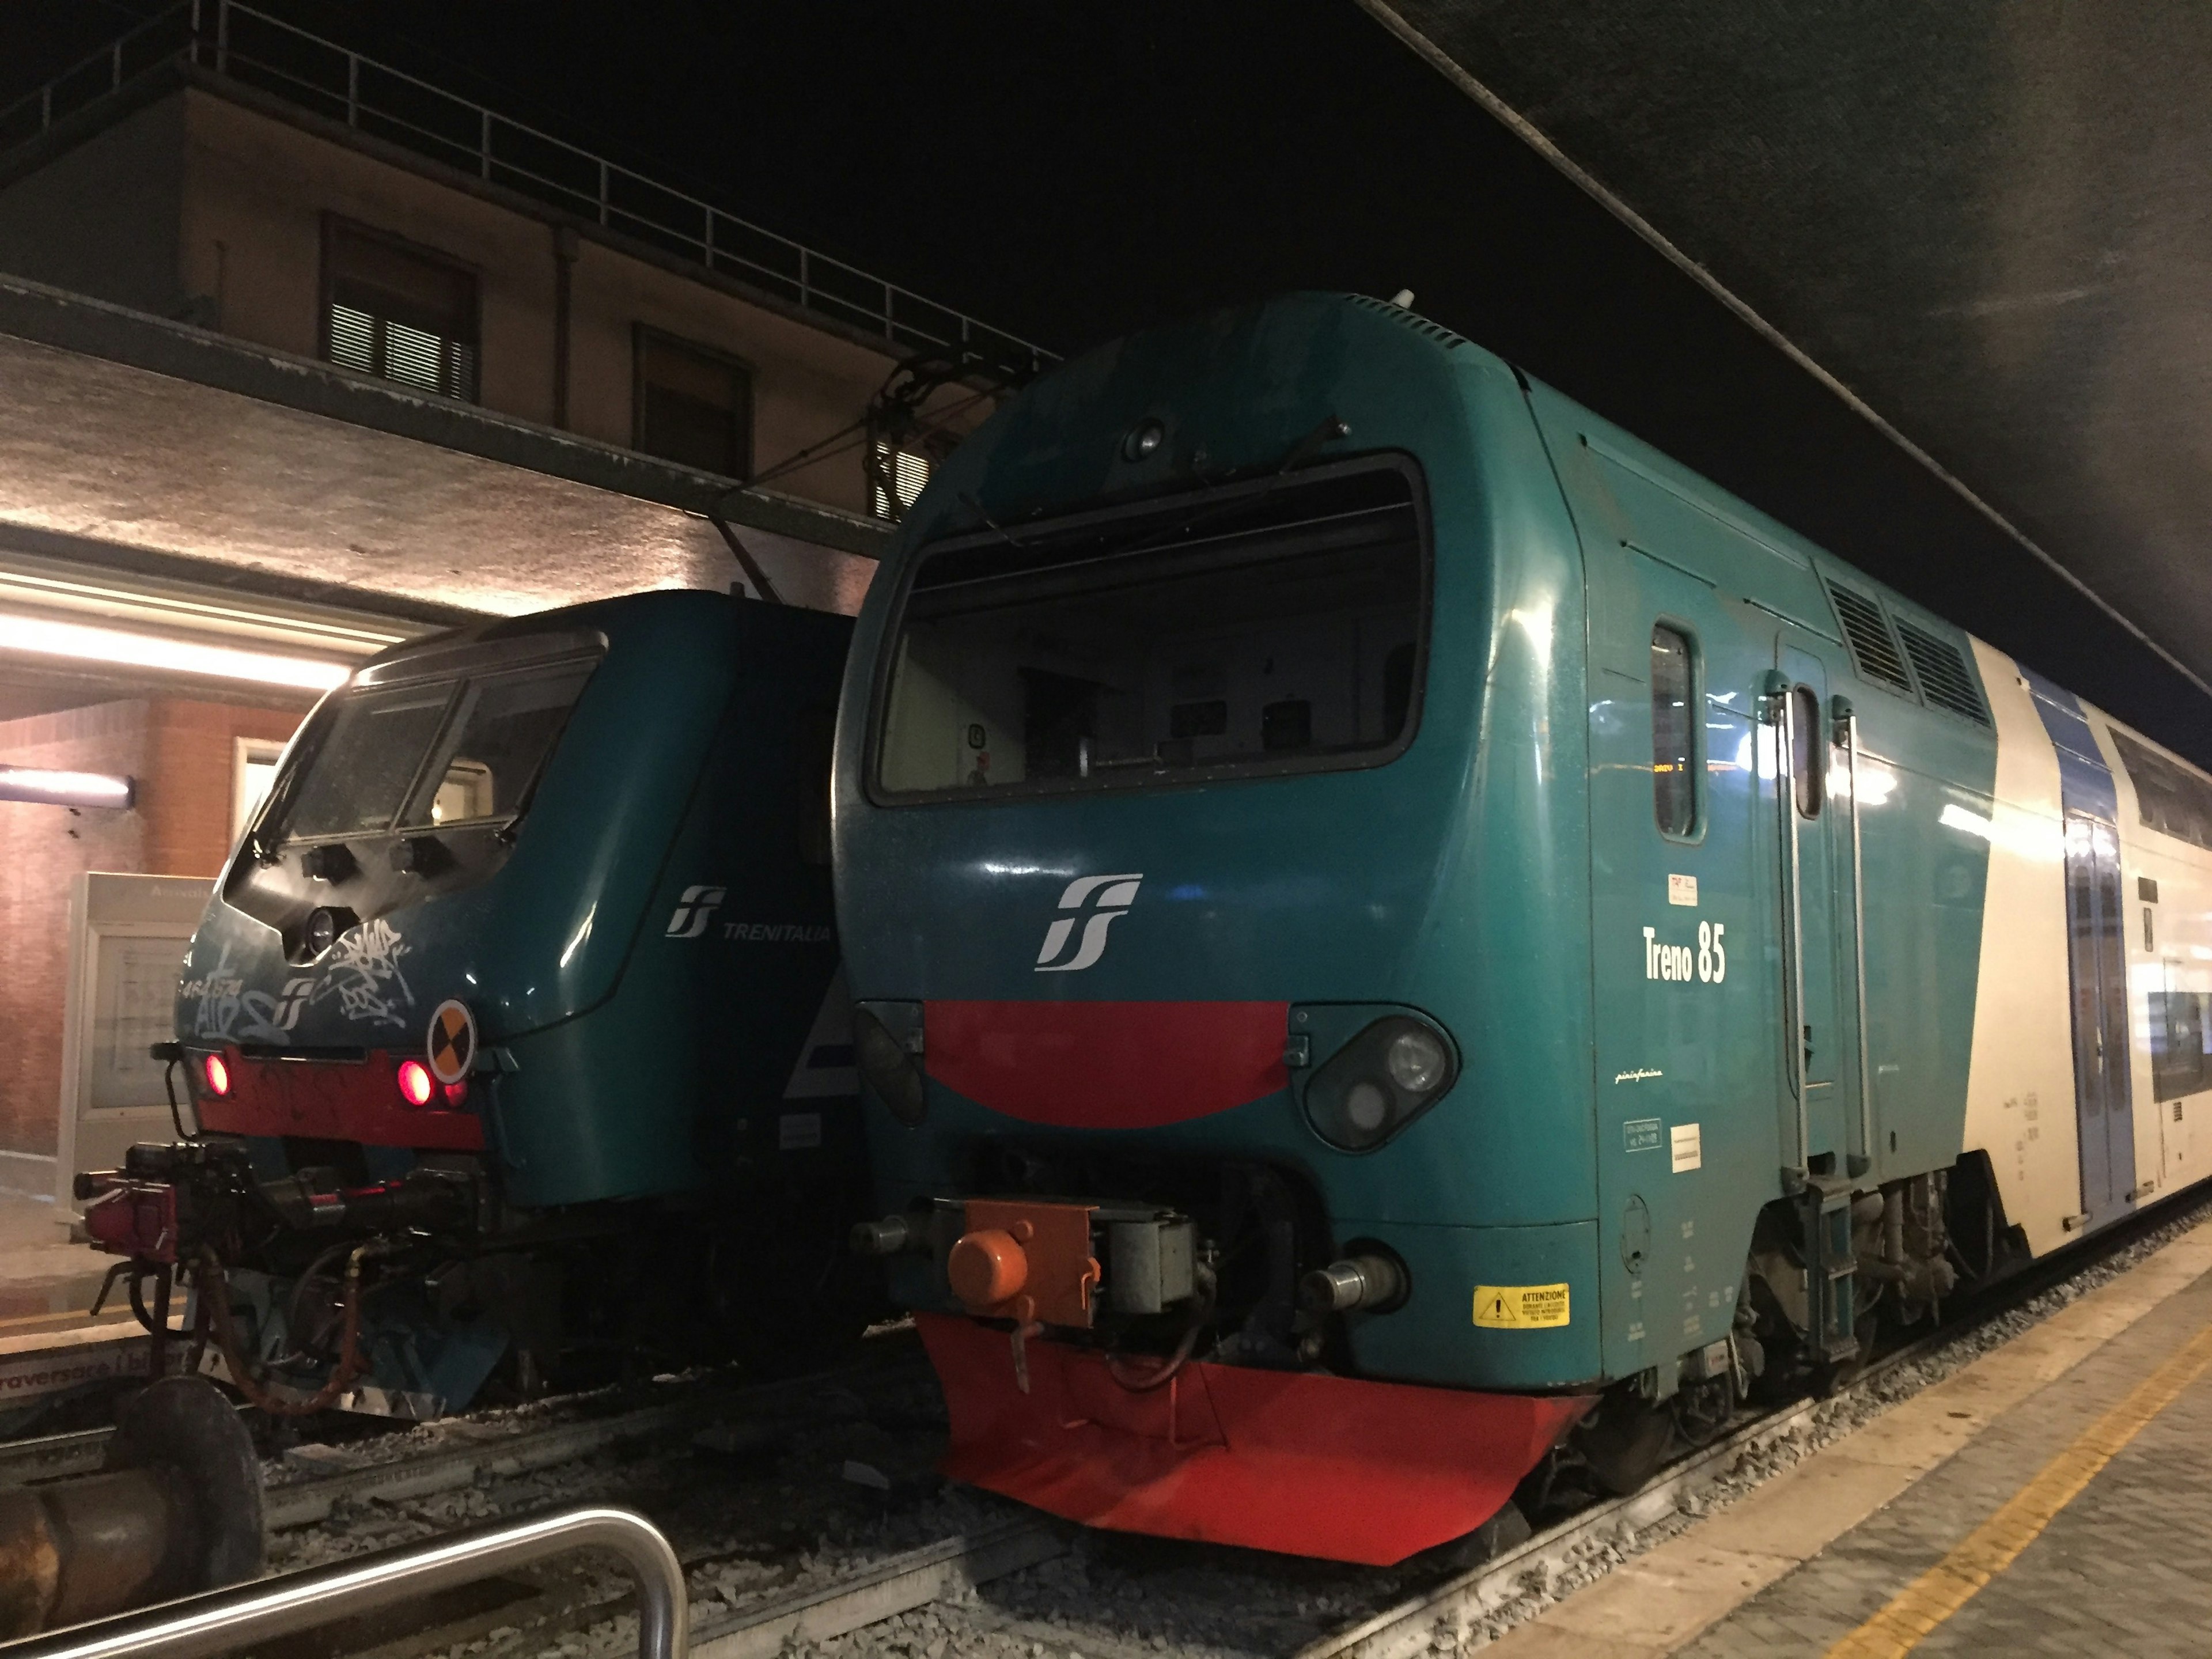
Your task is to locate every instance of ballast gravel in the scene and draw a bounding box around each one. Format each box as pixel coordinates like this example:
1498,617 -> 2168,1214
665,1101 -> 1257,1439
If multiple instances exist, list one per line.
260,1195 -> 2212,1658
1436,1187 -> 2212,1650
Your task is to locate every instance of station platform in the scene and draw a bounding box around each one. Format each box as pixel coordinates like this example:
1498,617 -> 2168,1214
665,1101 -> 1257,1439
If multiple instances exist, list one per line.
1494,1214 -> 2212,1657
0,1187 -> 168,1426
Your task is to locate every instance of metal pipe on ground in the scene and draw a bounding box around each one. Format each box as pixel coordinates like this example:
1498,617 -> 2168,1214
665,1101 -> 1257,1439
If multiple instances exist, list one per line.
0,1505 -> 690,1659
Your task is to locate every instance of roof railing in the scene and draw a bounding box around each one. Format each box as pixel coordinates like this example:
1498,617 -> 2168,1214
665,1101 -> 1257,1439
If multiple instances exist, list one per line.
0,0 -> 1051,382
0,1504 -> 689,1659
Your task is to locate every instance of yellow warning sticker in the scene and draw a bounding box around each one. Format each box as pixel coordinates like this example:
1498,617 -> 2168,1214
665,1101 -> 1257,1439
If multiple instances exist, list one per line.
1473,1283 -> 1571,1329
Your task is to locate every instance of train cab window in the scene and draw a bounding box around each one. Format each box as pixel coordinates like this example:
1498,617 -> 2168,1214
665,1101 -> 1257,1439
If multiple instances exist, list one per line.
268,646 -> 601,845
1652,626 -> 1696,836
1790,685 -> 1824,819
873,461 -> 1426,797
283,684 -> 453,839
399,663 -> 598,829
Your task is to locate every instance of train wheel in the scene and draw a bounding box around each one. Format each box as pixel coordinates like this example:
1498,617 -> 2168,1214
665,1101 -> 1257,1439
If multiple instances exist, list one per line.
1575,1384 -> 1673,1496
1672,1370 -> 1737,1447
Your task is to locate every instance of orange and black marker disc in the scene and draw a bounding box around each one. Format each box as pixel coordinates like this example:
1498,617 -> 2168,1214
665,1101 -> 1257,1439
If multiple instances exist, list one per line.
427,998 -> 476,1086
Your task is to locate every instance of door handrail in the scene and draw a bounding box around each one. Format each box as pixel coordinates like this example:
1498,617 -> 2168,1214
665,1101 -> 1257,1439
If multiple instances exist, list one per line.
0,1505 -> 688,1659
1842,702 -> 1874,1176
1767,673 -> 1810,1184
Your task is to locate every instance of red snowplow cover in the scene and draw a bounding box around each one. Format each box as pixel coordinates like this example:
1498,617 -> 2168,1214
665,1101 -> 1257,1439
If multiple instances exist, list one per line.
918,1312 -> 1592,1566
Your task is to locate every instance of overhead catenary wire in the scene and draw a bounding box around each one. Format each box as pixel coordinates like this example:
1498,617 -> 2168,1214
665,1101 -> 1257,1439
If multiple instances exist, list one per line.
745,382 -> 1000,492
1355,0 -> 2212,706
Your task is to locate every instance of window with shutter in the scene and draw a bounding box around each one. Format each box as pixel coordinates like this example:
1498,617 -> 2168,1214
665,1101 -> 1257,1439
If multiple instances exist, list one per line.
634,329 -> 753,477
869,439 -> 931,521
321,219 -> 478,402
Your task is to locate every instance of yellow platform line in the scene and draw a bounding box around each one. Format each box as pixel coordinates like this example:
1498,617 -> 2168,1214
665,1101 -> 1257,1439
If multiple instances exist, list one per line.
1827,1317 -> 2212,1658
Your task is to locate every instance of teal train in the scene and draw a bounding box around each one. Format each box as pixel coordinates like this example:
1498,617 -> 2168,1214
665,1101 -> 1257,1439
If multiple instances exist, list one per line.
838,294 -> 2212,1565
80,590 -> 880,1415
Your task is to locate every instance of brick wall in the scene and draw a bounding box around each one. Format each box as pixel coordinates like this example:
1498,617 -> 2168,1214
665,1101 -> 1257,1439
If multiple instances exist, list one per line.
0,698 -> 304,1154
141,701 -> 302,877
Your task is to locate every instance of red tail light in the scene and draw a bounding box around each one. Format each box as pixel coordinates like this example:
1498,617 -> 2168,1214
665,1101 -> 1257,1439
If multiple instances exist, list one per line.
202,1053 -> 231,1097
441,1077 -> 468,1107
396,1058 -> 434,1108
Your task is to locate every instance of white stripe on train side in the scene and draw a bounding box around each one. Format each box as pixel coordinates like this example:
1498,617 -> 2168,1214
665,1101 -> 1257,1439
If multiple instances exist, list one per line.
1960,638 -> 2212,1253
1960,639 -> 2081,1255
2080,688 -> 2210,1199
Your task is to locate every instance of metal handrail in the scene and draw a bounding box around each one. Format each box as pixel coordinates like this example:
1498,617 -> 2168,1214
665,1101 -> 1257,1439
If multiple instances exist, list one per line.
0,1505 -> 689,1659
1843,702 -> 1875,1173
0,0 -> 1051,381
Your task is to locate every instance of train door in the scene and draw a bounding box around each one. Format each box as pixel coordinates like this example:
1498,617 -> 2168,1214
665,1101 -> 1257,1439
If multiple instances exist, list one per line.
2021,669 -> 2137,1228
2061,815 -> 2134,1222
1585,547 -> 1771,1387
1774,641 -> 1855,1174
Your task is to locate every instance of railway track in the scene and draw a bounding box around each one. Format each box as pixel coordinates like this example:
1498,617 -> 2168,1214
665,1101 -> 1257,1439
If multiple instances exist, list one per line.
16,1194 -> 2211,1659
0,1330 -> 933,1495
335,1191 -> 2212,1659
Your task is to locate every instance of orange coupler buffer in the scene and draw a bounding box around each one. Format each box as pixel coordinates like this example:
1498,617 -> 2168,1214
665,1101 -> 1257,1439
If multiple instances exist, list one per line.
916,1312 -> 1593,1566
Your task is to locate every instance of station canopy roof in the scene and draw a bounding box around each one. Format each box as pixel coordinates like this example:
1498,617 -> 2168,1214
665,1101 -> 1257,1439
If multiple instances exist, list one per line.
0,273 -> 881,716
1367,3 -> 2212,703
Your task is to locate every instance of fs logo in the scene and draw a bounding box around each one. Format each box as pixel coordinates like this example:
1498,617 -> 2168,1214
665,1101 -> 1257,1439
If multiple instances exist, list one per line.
665,885 -> 726,939
1035,873 -> 1142,974
272,976 -> 315,1030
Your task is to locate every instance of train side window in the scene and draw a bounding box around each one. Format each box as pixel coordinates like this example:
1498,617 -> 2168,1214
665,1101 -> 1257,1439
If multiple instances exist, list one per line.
1651,626 -> 1697,837
1790,684 -> 1823,819
2151,990 -> 2208,1101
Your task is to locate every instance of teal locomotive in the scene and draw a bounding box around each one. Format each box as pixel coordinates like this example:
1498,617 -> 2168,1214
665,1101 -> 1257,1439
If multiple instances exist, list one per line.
80,589 -> 879,1415
839,293 -> 2212,1564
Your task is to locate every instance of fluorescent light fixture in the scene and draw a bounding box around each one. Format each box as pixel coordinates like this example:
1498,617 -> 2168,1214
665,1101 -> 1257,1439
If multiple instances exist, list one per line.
0,766 -> 134,809
0,611 -> 349,690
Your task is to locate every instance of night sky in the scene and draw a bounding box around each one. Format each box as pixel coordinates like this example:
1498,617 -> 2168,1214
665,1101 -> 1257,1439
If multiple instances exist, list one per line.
7,1 -> 2207,757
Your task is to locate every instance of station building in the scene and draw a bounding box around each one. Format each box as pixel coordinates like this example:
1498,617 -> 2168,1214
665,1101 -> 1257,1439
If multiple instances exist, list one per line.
0,3 -> 1044,1191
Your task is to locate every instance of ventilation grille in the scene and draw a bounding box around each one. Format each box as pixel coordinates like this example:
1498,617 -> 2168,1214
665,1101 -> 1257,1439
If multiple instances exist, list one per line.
1896,622 -> 1990,725
1825,581 -> 1915,694
1342,293 -> 1469,350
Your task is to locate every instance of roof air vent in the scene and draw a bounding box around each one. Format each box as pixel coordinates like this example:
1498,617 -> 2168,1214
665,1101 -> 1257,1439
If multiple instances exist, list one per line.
1896,620 -> 1990,726
1824,581 -> 1915,695
1342,293 -> 1469,351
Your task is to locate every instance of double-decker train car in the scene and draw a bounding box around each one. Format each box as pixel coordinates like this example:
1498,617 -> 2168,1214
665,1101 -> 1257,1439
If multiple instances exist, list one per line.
838,292 -> 2212,1564
81,589 -> 880,1416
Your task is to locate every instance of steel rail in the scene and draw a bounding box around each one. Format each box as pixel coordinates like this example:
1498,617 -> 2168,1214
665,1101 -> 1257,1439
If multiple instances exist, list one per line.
0,1342 -> 924,1504
463,1517 -> 1067,1659
1293,1320 -> 2010,1659
0,1505 -> 687,1659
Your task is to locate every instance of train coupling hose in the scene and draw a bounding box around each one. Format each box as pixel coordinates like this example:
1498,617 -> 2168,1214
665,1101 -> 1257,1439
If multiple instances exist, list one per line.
199,1241 -> 382,1418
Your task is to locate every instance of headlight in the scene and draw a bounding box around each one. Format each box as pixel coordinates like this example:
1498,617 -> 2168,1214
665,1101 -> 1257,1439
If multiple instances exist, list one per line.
854,1006 -> 927,1126
1344,1080 -> 1391,1134
1301,1014 -> 1458,1152
1386,1027 -> 1448,1093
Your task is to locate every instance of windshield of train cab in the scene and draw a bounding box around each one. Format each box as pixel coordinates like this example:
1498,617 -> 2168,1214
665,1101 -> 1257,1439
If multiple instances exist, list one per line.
264,638 -> 603,845
872,459 -> 1429,800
